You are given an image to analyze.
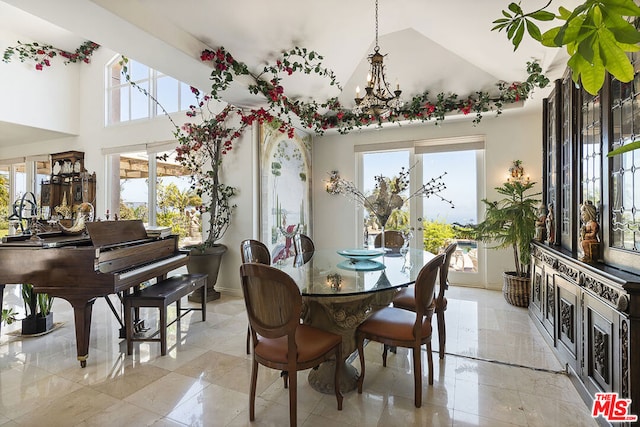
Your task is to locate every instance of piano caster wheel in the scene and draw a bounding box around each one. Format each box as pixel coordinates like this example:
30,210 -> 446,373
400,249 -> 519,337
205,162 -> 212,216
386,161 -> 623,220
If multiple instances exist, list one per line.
80,360 -> 87,368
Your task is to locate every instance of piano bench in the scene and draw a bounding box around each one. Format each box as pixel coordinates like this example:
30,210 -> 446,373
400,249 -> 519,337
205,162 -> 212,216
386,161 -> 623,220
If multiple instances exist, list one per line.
124,273 -> 208,356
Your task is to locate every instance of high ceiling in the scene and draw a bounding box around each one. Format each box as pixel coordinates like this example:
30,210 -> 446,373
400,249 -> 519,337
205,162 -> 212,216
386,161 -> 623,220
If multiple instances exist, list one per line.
0,0 -> 580,144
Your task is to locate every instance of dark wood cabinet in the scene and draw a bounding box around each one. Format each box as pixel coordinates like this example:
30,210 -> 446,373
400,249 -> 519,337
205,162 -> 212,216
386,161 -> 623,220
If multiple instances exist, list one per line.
535,52 -> 640,425
39,151 -> 95,220
531,243 -> 637,425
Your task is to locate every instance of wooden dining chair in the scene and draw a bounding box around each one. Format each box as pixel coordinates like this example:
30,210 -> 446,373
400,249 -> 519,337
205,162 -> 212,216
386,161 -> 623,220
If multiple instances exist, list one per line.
356,253 -> 444,408
240,263 -> 343,427
240,239 -> 271,265
392,242 -> 457,359
293,233 -> 315,267
240,239 -> 271,354
373,230 -> 404,251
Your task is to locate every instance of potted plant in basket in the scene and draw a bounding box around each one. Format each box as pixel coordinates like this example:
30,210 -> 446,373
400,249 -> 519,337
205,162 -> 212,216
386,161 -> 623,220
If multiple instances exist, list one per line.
473,161 -> 540,307
20,284 -> 54,335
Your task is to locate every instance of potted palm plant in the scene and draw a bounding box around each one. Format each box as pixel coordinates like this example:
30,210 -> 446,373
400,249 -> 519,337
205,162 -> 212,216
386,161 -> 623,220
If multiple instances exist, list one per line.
473,161 -> 540,307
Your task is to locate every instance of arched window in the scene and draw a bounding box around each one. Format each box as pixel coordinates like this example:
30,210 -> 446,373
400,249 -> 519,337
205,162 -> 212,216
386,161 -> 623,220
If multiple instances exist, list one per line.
106,56 -> 196,125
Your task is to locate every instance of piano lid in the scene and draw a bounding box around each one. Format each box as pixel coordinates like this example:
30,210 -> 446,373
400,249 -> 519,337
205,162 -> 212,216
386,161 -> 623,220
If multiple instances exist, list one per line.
85,220 -> 149,247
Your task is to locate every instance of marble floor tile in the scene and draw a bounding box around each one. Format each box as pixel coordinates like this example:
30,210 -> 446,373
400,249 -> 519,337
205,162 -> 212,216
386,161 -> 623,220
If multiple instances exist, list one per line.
0,285 -> 600,426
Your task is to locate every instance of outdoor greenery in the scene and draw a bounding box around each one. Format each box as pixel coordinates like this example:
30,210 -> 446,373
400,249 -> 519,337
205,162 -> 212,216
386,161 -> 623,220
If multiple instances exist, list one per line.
118,202 -> 148,222
422,220 -> 456,254
156,182 -> 202,239
493,0 -> 640,95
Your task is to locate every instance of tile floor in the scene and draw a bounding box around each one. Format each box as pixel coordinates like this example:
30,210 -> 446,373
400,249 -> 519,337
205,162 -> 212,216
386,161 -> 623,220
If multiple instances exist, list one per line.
0,283 -> 599,426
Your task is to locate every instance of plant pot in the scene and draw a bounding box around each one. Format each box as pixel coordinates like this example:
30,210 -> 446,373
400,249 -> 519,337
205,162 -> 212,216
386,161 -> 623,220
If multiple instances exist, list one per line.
502,272 -> 530,307
21,312 -> 53,335
186,244 -> 227,303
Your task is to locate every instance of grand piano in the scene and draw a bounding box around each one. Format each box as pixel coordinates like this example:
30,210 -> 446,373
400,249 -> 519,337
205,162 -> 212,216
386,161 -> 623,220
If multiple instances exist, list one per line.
0,220 -> 188,367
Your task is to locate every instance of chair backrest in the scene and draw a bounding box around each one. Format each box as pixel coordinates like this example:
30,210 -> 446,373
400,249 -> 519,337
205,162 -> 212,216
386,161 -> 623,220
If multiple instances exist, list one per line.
414,253 -> 445,321
373,230 -> 405,249
239,263 -> 301,342
293,234 -> 315,266
240,239 -> 271,265
439,242 -> 457,295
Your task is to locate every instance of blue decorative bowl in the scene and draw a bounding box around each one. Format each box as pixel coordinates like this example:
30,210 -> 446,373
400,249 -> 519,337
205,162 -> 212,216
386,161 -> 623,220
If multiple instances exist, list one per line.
336,248 -> 385,262
337,259 -> 386,271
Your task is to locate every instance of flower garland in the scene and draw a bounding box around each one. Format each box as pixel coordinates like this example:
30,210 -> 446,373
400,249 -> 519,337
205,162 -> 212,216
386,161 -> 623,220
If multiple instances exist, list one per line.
200,46 -> 549,134
2,37 -> 547,132
3,40 -> 100,70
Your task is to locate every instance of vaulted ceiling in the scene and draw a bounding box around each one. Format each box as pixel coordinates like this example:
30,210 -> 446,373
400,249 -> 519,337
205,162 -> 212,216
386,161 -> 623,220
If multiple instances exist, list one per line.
0,0 -> 580,145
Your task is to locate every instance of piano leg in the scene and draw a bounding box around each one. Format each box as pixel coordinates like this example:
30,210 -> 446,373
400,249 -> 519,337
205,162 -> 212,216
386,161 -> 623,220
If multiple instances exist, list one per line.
66,296 -> 96,368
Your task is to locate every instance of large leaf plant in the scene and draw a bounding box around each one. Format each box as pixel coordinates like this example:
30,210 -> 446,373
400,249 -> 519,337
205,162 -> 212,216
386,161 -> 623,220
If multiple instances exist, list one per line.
493,0 -> 640,96
474,179 -> 541,278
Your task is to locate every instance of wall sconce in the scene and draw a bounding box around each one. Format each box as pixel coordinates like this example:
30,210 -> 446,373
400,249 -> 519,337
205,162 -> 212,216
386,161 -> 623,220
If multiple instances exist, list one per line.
326,170 -> 341,194
507,160 -> 530,183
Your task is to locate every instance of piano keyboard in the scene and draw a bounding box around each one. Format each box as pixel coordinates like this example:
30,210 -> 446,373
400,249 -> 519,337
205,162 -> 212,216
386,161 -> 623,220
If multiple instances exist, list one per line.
116,253 -> 188,280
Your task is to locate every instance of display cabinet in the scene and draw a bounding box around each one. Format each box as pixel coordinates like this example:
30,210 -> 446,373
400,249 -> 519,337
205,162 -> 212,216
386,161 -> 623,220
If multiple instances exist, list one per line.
535,51 -> 640,425
531,243 -> 637,426
40,151 -> 95,220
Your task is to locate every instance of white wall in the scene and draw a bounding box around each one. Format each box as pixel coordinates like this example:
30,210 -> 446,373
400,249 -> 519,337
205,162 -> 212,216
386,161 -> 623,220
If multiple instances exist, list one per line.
312,110 -> 543,290
0,27 -> 79,135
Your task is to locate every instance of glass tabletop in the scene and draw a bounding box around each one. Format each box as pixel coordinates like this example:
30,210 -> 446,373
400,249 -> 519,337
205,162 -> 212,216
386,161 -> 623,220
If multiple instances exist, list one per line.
273,248 -> 435,297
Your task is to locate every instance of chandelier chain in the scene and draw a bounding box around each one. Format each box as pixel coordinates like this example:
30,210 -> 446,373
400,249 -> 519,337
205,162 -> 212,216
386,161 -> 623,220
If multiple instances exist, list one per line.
374,0 -> 379,50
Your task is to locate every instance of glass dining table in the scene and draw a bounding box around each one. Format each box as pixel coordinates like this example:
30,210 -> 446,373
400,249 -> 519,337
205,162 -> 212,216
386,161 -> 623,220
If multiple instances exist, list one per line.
273,247 -> 436,394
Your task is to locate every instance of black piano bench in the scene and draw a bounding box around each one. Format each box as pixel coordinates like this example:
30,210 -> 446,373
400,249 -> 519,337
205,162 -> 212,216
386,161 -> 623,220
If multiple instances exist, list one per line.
124,273 -> 208,356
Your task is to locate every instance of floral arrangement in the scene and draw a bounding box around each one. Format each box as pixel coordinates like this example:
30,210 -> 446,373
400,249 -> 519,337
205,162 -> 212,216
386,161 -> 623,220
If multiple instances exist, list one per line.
3,40 -> 100,70
330,166 -> 453,231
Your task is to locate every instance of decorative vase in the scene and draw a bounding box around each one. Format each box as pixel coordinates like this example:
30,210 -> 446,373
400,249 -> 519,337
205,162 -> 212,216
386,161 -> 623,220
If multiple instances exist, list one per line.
21,312 -> 53,335
186,244 -> 227,303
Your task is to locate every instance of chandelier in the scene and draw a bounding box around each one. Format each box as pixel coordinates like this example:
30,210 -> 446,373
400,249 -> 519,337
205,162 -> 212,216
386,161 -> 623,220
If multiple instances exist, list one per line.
353,0 -> 404,118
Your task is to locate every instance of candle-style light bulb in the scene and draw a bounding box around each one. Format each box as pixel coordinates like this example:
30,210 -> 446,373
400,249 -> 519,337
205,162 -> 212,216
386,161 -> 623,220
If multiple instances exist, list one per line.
356,86 -> 360,98
396,79 -> 400,91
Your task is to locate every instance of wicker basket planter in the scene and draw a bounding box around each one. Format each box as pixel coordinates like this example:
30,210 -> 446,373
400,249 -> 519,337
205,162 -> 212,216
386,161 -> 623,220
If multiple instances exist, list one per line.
502,272 -> 530,307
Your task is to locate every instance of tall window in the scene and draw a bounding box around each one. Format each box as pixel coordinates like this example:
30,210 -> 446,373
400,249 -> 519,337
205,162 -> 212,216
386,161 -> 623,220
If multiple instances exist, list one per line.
110,147 -> 197,247
0,158 -> 50,236
106,57 -> 197,125
0,165 -> 9,238
420,149 -> 480,274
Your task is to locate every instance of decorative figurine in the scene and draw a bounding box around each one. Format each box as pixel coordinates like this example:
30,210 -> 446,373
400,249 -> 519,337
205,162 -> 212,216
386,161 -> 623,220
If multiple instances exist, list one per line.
546,203 -> 555,245
580,200 -> 600,263
534,204 -> 547,242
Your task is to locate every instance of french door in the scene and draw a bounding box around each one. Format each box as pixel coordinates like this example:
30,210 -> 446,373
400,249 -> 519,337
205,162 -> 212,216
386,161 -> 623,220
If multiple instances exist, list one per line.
360,141 -> 483,285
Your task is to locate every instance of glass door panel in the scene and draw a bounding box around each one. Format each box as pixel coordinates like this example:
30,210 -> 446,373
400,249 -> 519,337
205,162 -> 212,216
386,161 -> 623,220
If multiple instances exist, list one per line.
418,150 -> 481,282
362,151 -> 410,248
